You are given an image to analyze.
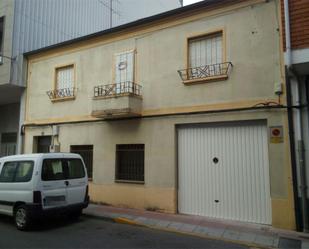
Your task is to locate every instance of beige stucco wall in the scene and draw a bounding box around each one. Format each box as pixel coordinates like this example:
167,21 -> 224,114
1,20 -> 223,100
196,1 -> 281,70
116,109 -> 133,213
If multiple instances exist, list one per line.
26,0 -> 282,122
24,110 -> 295,229
23,0 -> 295,230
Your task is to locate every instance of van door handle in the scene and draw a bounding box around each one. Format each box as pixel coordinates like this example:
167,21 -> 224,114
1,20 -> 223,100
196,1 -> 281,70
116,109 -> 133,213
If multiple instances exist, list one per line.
65,180 -> 69,186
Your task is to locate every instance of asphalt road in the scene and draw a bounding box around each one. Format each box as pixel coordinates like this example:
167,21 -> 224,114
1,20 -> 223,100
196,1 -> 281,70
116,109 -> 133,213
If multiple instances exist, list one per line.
0,215 -> 250,249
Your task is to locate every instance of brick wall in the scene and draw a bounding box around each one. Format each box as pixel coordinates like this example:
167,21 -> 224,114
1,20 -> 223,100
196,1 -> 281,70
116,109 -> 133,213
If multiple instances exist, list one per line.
281,0 -> 309,50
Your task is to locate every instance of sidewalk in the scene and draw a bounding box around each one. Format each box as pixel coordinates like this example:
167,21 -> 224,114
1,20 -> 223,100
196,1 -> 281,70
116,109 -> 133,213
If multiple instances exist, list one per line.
84,204 -> 309,249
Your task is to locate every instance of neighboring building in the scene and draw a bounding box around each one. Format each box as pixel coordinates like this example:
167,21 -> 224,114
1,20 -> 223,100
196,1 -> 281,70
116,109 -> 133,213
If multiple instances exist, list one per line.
0,0 -> 181,157
23,0 -> 295,230
281,0 -> 309,232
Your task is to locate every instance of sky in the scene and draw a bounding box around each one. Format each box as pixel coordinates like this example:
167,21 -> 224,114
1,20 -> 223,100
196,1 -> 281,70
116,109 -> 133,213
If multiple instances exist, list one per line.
183,0 -> 203,6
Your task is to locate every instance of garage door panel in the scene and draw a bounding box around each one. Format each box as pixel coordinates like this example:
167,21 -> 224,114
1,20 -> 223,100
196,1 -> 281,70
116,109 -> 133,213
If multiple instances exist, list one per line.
178,122 -> 271,224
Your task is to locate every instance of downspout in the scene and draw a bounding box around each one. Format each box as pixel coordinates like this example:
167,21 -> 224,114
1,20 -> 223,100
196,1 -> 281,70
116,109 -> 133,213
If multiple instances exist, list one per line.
284,0 -> 309,232
286,74 -> 301,231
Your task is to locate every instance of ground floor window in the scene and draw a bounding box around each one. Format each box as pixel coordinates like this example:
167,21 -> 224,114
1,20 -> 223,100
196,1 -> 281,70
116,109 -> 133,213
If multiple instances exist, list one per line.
70,145 -> 93,179
0,133 -> 17,157
115,144 -> 144,183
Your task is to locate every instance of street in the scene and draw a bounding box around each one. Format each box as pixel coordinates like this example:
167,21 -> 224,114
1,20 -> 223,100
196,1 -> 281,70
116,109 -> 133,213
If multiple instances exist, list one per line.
0,215 -> 249,249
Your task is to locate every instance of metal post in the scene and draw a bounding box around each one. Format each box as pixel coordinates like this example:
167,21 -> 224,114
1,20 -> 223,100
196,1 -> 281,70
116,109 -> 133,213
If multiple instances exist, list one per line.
110,0 -> 113,28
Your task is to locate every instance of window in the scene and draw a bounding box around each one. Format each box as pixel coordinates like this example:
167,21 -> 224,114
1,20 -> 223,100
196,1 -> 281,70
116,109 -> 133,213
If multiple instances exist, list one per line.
188,31 -> 223,68
0,133 -> 17,157
42,158 -> 85,181
35,136 -> 51,153
70,145 -> 93,179
116,144 -> 144,183
0,162 -> 16,182
14,161 -> 34,182
47,64 -> 75,100
178,30 -> 232,83
0,161 -> 34,183
115,51 -> 135,84
0,17 -> 4,64
67,159 -> 86,179
42,159 -> 64,181
56,65 -> 74,90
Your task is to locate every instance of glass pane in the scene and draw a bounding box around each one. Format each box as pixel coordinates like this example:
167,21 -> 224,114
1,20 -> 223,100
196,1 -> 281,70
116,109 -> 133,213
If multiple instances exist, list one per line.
15,161 -> 34,182
0,162 -> 17,182
66,159 -> 85,179
189,32 -> 223,68
57,65 -> 74,90
42,159 -> 65,181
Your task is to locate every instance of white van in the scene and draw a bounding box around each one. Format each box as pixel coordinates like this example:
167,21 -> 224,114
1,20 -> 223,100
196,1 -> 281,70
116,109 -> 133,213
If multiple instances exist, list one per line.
0,153 -> 89,230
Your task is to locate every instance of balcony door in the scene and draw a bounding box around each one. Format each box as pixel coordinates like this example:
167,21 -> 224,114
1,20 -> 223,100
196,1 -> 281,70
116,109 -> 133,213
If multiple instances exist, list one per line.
114,50 -> 135,94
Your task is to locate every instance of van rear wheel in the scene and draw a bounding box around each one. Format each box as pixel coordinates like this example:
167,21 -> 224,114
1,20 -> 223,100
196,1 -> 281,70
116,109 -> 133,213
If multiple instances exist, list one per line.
14,205 -> 31,231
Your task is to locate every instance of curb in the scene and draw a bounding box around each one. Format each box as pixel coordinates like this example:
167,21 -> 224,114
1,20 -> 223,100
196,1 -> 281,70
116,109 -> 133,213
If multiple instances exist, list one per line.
84,213 -> 273,249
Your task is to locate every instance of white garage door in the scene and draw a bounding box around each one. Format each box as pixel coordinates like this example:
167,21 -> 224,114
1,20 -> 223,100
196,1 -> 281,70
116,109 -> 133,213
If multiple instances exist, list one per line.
178,121 -> 272,224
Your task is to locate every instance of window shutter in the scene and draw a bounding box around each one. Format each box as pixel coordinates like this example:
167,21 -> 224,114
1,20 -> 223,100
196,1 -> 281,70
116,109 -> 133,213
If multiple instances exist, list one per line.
56,65 -> 74,90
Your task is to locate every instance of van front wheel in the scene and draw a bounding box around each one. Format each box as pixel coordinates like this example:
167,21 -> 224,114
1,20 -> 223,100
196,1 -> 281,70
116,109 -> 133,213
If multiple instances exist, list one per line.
14,205 -> 31,231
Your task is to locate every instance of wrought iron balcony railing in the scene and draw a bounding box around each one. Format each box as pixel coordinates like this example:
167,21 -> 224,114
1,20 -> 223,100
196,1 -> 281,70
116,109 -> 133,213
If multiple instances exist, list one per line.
94,81 -> 142,98
178,62 -> 233,82
47,87 -> 75,100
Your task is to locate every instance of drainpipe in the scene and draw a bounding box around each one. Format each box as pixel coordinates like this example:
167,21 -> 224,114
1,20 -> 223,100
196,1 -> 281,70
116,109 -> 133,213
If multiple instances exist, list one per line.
284,0 -> 309,232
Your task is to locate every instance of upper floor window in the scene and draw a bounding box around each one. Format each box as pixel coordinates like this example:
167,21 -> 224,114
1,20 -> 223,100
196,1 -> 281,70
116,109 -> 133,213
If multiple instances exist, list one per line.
0,17 -> 4,64
178,30 -> 232,84
93,50 -> 142,99
47,64 -> 75,101
189,32 -> 223,68
115,50 -> 135,84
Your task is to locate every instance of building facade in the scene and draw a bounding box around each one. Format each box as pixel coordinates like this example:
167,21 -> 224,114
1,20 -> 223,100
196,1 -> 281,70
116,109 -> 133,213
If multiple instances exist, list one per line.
280,0 -> 309,232
0,0 -> 181,157
23,0 -> 295,230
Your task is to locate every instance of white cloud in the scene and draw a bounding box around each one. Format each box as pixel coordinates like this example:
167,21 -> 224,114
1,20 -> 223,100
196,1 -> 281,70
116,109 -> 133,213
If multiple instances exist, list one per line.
183,0 -> 203,6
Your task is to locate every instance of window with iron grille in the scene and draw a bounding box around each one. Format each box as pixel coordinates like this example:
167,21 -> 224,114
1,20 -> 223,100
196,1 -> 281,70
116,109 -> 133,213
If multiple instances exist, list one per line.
116,144 -> 144,183
70,145 -> 93,179
188,31 -> 223,68
178,30 -> 232,82
56,65 -> 74,90
46,64 -> 75,100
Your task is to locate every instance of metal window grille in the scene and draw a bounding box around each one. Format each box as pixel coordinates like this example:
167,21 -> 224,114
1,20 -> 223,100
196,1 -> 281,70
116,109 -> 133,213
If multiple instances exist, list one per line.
178,62 -> 233,81
47,87 -> 75,100
94,82 -> 142,98
70,145 -> 93,179
116,144 -> 144,182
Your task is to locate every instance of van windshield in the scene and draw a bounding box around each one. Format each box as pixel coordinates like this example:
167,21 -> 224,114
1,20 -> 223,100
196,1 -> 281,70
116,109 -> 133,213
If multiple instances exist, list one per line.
42,158 -> 85,181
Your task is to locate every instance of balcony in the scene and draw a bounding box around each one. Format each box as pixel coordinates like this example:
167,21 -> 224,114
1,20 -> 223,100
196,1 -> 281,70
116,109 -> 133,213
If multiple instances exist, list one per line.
92,81 -> 142,119
178,62 -> 233,84
46,87 -> 76,102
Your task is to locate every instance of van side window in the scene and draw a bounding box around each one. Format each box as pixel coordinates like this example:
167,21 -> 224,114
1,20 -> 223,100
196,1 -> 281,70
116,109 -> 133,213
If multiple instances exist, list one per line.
42,159 -> 65,181
0,162 -> 17,182
0,161 -> 34,183
15,161 -> 35,182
